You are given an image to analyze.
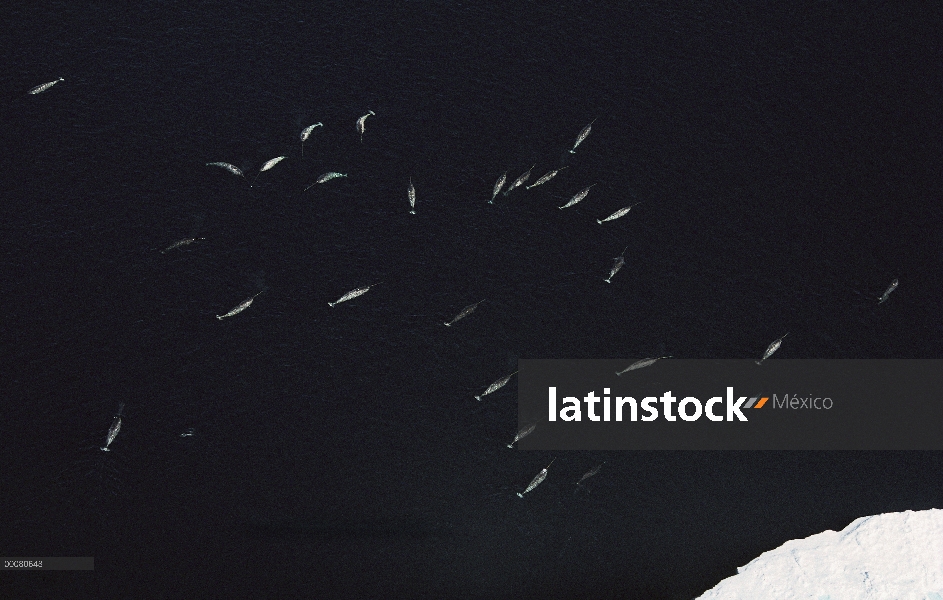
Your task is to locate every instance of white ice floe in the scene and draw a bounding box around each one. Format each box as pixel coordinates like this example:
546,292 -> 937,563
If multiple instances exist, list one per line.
697,509 -> 943,600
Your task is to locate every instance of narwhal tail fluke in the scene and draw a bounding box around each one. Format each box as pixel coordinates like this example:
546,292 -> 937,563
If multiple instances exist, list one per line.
475,395 -> 481,401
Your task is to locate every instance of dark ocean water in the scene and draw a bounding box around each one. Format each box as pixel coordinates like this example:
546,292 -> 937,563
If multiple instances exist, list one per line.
1,2 -> 941,598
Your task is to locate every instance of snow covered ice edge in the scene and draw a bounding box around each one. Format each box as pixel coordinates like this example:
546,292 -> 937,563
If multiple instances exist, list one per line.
696,509 -> 943,600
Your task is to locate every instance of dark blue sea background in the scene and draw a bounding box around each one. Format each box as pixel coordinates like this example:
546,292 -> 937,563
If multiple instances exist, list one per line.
1,2 -> 941,598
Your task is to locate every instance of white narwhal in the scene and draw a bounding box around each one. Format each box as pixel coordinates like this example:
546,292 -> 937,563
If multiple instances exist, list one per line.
475,370 -> 518,401
28,77 -> 64,95
100,403 -> 125,452
574,462 -> 604,491
329,283 -> 379,307
517,459 -> 555,498
503,165 -> 535,197
252,156 -> 287,187
877,279 -> 898,304
302,172 -> 348,193
597,202 -> 642,224
526,167 -> 567,190
507,423 -> 536,448
206,162 -> 247,181
444,299 -> 485,327
490,171 -> 508,204
616,356 -> 671,375
161,237 -> 206,254
356,110 -> 376,143
217,291 -> 264,320
605,246 -> 628,283
559,184 -> 595,209
756,333 -> 788,365
300,122 -> 323,156
569,119 -> 596,154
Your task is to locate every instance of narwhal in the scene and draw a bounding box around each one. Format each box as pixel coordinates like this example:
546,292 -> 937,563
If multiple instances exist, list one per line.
605,246 -> 628,283
877,279 -> 898,304
597,202 -> 642,224
517,459 -> 555,498
300,122 -> 323,156
329,283 -> 380,307
616,356 -> 671,375
206,162 -> 248,183
28,77 -> 64,95
490,171 -> 507,204
217,291 -> 264,320
559,184 -> 595,209
444,300 -> 485,327
475,370 -> 518,401
503,165 -> 535,197
569,119 -> 596,154
526,167 -> 567,190
100,403 -> 125,452
507,423 -> 536,448
356,110 -> 376,143
252,156 -> 287,187
756,333 -> 789,365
